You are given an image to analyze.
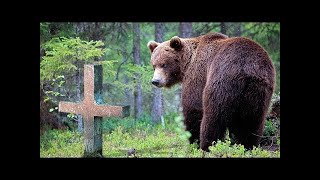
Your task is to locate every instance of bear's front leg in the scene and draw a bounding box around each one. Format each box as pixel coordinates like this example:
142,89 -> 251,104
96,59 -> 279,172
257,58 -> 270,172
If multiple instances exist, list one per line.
181,80 -> 205,147
183,108 -> 202,145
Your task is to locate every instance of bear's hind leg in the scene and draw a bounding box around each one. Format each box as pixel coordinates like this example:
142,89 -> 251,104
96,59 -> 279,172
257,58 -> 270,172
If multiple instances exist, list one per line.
230,97 -> 268,150
230,113 -> 265,150
230,77 -> 273,150
200,113 -> 228,152
200,82 -> 230,152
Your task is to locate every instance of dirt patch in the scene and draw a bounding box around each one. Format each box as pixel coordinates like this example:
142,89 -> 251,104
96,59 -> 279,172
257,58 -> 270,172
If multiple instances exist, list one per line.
262,144 -> 279,152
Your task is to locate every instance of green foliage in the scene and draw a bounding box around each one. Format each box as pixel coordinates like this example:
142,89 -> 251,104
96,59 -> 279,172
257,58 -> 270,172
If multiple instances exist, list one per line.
40,23 -> 50,38
43,75 -> 66,114
262,92 -> 280,145
277,138 -> 280,146
40,22 -> 76,44
40,129 -> 83,157
261,119 -> 280,146
262,92 -> 280,146
208,140 -> 245,158
173,115 -> 191,142
67,113 -> 78,120
100,59 -> 119,79
264,120 -> 276,136
102,117 -> 138,133
40,37 -> 106,82
193,22 -> 220,36
271,92 -> 280,107
40,115 -> 280,158
163,23 -> 179,41
122,63 -> 154,92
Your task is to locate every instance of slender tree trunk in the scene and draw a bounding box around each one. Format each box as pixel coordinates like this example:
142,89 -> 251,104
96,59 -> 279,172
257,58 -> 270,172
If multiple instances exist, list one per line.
176,23 -> 193,112
124,73 -> 131,105
74,23 -> 86,132
151,23 -> 165,124
76,68 -> 83,133
234,23 -> 242,37
120,51 -> 131,107
179,23 -> 193,38
133,23 -> 143,119
220,22 -> 227,35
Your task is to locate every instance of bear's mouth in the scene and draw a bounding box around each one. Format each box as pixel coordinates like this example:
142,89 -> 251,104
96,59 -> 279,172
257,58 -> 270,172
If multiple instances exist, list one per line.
151,76 -> 179,88
151,79 -> 165,88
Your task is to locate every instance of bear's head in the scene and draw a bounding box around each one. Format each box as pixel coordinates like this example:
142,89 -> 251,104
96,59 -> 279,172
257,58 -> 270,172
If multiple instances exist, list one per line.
147,36 -> 184,88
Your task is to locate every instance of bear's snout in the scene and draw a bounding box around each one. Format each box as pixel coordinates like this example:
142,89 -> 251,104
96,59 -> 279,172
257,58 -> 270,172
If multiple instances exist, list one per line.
151,79 -> 160,87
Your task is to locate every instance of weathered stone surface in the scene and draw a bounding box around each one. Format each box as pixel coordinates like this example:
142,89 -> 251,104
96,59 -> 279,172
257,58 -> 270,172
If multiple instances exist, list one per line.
59,64 -> 129,157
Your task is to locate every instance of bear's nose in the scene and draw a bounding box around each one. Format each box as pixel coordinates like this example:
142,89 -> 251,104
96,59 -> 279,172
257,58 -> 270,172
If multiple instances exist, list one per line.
152,80 -> 160,86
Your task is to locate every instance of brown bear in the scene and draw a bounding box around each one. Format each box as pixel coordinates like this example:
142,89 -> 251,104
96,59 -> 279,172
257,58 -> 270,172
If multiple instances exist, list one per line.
147,32 -> 275,151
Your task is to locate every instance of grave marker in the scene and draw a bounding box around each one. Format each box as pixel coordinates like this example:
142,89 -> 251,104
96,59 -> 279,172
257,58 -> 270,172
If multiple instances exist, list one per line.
59,64 -> 129,157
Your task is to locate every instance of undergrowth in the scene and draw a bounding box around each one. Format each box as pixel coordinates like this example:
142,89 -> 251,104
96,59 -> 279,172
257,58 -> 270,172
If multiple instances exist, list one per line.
40,113 -> 280,158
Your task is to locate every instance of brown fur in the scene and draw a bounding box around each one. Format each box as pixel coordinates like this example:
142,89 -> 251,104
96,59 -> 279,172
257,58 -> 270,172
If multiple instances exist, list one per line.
148,32 -> 275,151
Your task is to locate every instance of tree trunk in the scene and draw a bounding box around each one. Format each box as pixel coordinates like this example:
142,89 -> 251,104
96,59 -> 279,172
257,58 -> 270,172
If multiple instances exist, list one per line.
76,67 -> 83,133
176,23 -> 193,113
40,85 -> 64,131
220,22 -> 227,35
151,23 -> 165,124
123,73 -> 131,105
234,23 -> 242,37
133,23 -> 143,119
121,51 -> 132,108
74,23 -> 86,132
179,22 -> 193,38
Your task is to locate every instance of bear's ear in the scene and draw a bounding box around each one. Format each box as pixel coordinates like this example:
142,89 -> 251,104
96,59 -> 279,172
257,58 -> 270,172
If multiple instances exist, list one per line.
170,36 -> 182,51
147,41 -> 159,53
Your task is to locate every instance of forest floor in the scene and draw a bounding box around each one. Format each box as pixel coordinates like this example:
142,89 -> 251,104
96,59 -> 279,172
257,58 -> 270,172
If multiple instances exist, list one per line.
40,116 -> 280,158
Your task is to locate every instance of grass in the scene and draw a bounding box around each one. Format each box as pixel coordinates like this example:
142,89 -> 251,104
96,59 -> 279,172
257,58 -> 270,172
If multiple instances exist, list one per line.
40,114 -> 280,158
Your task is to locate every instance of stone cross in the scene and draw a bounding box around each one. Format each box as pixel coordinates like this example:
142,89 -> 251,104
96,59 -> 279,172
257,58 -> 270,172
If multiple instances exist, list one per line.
59,64 -> 130,157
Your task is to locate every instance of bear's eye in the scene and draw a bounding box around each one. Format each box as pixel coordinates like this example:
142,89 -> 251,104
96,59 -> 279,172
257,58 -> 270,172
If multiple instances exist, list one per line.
174,59 -> 179,62
161,64 -> 167,68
